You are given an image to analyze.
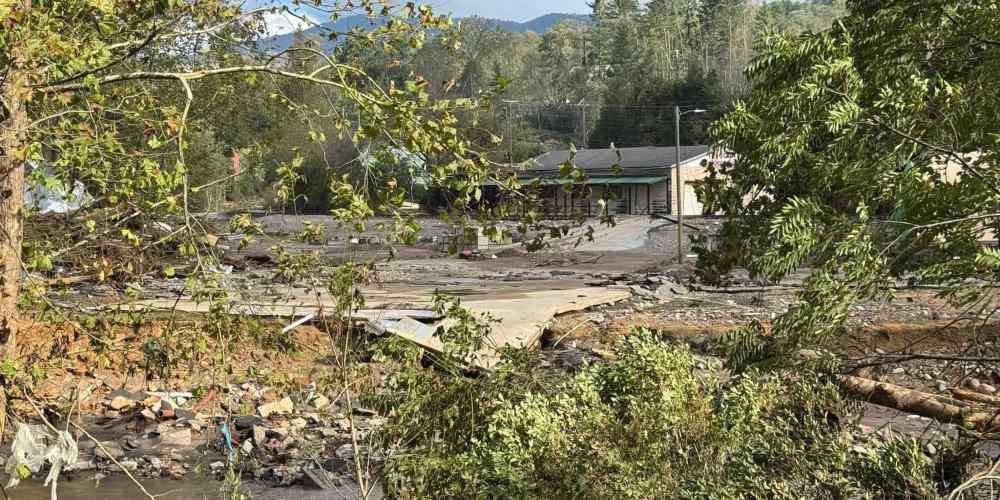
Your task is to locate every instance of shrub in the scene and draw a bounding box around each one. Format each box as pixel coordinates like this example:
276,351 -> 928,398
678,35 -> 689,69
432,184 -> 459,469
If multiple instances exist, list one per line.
375,328 -> 939,499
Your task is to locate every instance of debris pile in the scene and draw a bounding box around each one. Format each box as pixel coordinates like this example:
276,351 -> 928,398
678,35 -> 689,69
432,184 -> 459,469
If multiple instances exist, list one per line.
62,384 -> 386,489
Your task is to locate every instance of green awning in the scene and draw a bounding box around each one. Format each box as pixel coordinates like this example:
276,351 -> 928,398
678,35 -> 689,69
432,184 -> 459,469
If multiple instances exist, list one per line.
587,176 -> 667,185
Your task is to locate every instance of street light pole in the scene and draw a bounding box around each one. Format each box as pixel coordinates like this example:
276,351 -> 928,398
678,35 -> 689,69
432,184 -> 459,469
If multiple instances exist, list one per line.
675,106 -> 682,264
674,105 -> 706,264
505,100 -> 514,166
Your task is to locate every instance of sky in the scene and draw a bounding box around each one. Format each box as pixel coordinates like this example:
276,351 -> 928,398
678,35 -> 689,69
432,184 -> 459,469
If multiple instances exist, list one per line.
247,0 -> 593,35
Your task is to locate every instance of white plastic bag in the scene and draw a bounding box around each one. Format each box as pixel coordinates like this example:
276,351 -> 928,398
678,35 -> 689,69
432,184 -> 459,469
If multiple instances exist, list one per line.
5,422 -> 79,500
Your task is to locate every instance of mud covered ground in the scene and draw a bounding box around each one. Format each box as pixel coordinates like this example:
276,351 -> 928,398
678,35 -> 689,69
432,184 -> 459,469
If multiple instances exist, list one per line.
7,214 -> 1000,499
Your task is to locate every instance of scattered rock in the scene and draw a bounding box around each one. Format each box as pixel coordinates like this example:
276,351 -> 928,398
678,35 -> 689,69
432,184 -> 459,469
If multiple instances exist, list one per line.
109,389 -> 147,401
96,441 -> 125,460
312,395 -> 330,410
123,437 -> 141,450
335,443 -> 356,461
259,397 -> 294,418
302,467 -> 343,490
235,415 -> 266,430
109,396 -> 136,411
254,425 -> 269,445
72,459 -> 97,471
160,428 -> 192,447
175,409 -> 197,421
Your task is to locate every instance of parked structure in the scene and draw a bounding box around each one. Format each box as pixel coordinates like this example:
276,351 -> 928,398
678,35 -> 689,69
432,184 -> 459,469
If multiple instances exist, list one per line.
493,146 -> 725,216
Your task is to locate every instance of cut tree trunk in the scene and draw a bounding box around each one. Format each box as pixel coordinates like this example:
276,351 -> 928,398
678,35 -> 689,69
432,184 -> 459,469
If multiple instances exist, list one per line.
950,387 -> 1000,409
841,375 -> 1000,430
0,69 -> 27,359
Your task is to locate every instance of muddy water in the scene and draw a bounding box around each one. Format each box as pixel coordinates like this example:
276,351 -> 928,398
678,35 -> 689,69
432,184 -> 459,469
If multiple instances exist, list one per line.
3,475 -> 375,500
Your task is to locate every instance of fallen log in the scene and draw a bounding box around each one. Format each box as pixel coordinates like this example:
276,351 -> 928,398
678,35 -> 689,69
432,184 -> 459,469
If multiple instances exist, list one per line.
950,388 -> 1000,408
840,375 -> 1000,430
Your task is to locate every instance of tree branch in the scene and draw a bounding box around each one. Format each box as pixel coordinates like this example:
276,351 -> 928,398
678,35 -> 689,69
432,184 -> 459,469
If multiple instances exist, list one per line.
104,7 -> 271,52
869,117 -> 1000,198
878,213 -> 1000,256
36,66 -> 387,106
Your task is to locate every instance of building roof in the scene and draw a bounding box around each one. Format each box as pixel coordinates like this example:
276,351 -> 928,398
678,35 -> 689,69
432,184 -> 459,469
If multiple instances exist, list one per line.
519,175 -> 669,186
522,145 -> 710,178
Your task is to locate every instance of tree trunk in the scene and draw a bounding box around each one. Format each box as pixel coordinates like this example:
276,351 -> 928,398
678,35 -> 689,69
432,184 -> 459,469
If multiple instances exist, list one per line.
0,70 -> 27,358
0,67 -> 27,441
841,375 -> 1000,430
950,387 -> 1000,409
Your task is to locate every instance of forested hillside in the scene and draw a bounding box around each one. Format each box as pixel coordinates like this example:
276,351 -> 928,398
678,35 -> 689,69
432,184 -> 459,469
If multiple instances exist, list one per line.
6,1 -> 1000,498
212,0 -> 846,211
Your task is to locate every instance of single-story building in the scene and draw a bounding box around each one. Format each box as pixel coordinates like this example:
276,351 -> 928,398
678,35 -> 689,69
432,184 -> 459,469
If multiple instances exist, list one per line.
492,145 -> 725,216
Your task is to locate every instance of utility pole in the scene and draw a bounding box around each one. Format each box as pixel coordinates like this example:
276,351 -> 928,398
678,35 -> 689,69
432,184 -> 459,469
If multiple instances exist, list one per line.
505,100 -> 514,165
675,106 -> 683,264
580,102 -> 587,149
674,105 -> 707,264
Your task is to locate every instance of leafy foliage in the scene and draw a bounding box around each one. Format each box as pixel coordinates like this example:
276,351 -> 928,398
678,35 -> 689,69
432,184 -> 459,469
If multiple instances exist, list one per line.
698,0 -> 1000,365
376,327 -> 937,499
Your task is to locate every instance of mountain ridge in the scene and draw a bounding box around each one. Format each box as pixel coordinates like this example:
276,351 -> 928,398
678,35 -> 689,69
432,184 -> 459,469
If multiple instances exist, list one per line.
264,13 -> 592,52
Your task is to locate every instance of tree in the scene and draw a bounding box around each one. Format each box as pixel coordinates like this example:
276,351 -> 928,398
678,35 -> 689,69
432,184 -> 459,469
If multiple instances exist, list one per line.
699,0 -> 1000,416
0,0 -> 488,426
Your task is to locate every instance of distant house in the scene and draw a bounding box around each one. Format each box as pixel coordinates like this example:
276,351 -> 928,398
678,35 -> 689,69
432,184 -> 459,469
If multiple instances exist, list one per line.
490,146 -> 724,216
933,152 -> 997,244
